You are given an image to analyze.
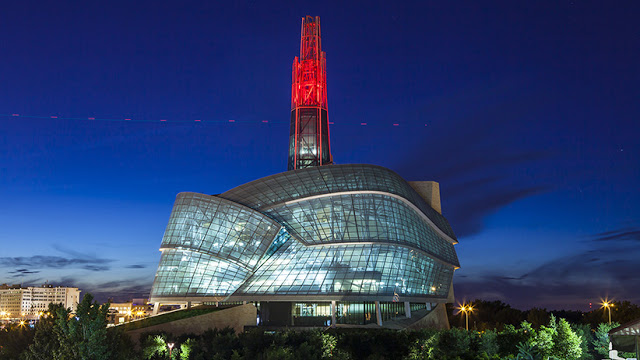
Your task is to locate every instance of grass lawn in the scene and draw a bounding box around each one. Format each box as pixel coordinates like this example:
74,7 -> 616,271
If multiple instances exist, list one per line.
118,305 -> 230,331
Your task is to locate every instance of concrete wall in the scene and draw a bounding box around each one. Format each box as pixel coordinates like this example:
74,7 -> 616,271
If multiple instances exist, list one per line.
408,181 -> 442,214
405,303 -> 450,330
125,304 -> 256,343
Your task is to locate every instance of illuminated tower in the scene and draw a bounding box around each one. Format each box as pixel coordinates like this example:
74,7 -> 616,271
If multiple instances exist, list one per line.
288,16 -> 333,170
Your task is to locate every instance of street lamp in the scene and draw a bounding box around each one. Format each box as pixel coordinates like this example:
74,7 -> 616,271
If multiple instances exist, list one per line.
167,343 -> 174,359
601,300 -> 614,324
457,303 -> 474,330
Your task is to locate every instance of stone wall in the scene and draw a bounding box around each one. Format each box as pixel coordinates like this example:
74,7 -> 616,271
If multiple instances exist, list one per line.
405,303 -> 450,330
125,304 -> 257,343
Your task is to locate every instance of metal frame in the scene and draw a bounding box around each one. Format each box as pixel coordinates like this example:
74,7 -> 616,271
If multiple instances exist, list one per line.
288,16 -> 332,170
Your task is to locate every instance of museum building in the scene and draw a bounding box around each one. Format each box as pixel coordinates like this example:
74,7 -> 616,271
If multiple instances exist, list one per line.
149,16 -> 460,327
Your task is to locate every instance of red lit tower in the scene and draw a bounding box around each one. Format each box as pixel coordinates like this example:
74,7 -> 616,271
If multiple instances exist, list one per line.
288,16 -> 333,170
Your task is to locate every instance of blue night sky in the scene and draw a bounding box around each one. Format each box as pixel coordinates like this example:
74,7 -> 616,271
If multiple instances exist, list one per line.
1,1 -> 638,310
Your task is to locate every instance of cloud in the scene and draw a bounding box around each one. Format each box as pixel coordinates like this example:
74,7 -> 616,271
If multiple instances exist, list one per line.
0,255 -> 113,270
9,268 -> 40,274
391,113 -> 555,238
51,277 -> 154,303
82,265 -> 111,271
8,268 -> 40,277
126,264 -> 146,269
446,184 -> 549,238
0,246 -> 114,274
384,80 -> 565,239
591,227 -> 640,243
455,239 -> 640,310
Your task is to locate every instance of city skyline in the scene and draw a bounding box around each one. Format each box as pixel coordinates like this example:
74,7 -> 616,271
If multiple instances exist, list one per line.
1,1 -> 638,310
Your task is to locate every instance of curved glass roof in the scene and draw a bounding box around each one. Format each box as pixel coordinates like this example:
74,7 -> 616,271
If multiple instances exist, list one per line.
264,193 -> 459,267
220,164 -> 457,240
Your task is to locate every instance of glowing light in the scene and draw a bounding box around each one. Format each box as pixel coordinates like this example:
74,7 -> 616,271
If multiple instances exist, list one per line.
229,119 -> 235,122
88,117 -> 95,120
360,123 -> 367,125
194,119 -> 201,122
456,302 -> 475,330
11,114 -> 19,116
124,118 -> 131,121
160,119 -> 167,122
393,123 -> 399,126
601,299 -> 614,324
51,116 -> 58,118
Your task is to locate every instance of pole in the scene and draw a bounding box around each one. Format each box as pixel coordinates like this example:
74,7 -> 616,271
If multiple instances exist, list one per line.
465,311 -> 469,330
167,343 -> 174,359
608,306 -> 611,325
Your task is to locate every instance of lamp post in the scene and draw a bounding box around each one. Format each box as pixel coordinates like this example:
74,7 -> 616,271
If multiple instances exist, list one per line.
602,301 -> 613,324
167,343 -> 174,359
458,304 -> 474,330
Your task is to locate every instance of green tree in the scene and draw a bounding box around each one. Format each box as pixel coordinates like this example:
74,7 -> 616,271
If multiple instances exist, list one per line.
497,322 -> 535,357
571,323 -> 594,360
534,315 -> 556,357
0,321 -> 35,360
53,293 -> 111,359
429,327 -> 470,359
22,303 -> 65,360
526,308 -> 550,329
140,333 -> 170,359
23,293 -> 134,360
405,333 -> 437,360
550,317 -> 582,360
592,322 -> 620,358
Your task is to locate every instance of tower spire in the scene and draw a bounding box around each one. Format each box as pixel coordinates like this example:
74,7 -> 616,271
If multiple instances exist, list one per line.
288,15 -> 333,170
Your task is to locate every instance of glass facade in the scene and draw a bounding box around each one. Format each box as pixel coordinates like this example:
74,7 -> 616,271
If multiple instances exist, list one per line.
151,193 -> 281,299
150,164 -> 459,313
220,164 -> 457,241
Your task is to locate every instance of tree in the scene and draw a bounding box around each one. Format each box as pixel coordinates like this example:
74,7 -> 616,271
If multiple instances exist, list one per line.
534,315 -> 557,357
0,321 -> 35,360
592,322 -> 620,358
496,322 -> 535,357
526,308 -> 550,329
23,293 -> 134,360
550,317 -> 582,360
571,323 -> 594,360
22,303 -> 65,360
54,293 -> 111,359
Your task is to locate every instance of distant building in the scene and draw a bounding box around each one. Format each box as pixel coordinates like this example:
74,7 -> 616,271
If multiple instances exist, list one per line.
0,284 -> 81,320
107,299 -> 152,324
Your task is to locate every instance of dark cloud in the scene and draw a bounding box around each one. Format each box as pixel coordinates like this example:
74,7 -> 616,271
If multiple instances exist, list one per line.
0,255 -> 113,270
0,246 -> 114,272
8,268 -> 40,275
8,268 -> 41,278
456,241 -> 640,310
447,185 -> 549,238
55,277 -> 153,303
591,227 -> 640,242
386,81 -> 564,239
82,265 -> 110,271
126,264 -> 146,269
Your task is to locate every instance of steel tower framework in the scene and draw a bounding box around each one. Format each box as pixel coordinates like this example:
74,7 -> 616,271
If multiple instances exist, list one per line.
288,16 -> 333,171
